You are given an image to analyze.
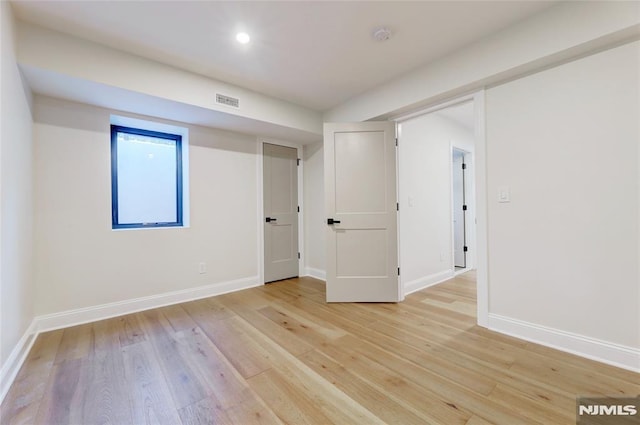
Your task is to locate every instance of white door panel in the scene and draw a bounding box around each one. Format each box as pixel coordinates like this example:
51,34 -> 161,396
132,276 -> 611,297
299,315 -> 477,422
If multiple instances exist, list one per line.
336,229 -> 388,277
334,132 -> 387,213
453,149 -> 467,268
264,143 -> 298,283
324,122 -> 400,302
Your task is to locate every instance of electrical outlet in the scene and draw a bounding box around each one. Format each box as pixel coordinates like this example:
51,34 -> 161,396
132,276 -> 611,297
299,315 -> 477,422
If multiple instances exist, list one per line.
198,262 -> 207,274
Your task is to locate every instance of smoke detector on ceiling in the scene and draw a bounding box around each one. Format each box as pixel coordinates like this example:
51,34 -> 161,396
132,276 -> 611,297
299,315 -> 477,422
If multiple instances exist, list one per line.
372,27 -> 392,42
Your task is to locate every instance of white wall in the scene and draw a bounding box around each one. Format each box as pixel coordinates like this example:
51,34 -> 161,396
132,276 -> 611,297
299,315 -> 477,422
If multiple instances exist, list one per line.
303,141 -> 325,279
33,96 -> 259,316
486,41 -> 640,351
0,0 -> 35,369
398,112 -> 474,294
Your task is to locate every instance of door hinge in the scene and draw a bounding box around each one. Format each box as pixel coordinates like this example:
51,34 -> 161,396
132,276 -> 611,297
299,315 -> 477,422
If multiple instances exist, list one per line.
298,252 -> 301,259
398,267 -> 400,276
395,138 -> 398,147
462,205 -> 467,211
297,158 -> 300,166
462,163 -> 466,170
297,206 -> 300,213
397,202 -> 399,211
463,246 -> 468,252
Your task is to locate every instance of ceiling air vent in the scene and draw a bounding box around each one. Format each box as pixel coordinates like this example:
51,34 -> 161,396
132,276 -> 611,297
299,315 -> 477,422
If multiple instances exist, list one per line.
216,93 -> 240,108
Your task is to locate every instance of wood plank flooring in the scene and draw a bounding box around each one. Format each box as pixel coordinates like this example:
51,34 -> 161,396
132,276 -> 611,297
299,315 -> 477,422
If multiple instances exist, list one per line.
2,272 -> 639,424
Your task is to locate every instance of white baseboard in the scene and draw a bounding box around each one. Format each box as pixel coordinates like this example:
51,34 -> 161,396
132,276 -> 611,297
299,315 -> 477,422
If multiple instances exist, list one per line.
34,276 -> 261,333
304,267 -> 326,281
403,269 -> 454,296
0,266 -> 447,405
0,276 -> 261,404
488,313 -> 640,373
0,320 -> 37,404
454,267 -> 473,276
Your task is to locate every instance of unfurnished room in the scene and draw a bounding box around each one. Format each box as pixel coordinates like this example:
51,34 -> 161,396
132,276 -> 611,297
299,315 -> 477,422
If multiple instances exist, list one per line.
0,1 -> 639,424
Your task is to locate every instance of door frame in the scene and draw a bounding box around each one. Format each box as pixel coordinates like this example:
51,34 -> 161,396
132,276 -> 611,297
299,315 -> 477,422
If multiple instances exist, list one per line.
450,146 -> 474,273
391,90 -> 488,327
257,138 -> 304,285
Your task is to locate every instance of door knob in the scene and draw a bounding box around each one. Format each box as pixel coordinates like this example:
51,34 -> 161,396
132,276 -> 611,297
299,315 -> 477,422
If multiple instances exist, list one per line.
266,217 -> 277,223
327,218 -> 341,225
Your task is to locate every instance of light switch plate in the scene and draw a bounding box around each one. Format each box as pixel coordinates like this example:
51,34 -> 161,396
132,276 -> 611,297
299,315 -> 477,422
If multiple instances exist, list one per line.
498,186 -> 511,203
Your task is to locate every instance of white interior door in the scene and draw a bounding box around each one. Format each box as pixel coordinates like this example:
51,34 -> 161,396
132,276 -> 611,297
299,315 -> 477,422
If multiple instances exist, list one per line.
452,149 -> 467,268
264,143 -> 299,283
324,121 -> 400,302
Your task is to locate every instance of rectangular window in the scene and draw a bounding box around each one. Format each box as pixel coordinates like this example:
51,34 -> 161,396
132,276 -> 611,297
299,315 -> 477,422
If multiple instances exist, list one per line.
111,125 -> 183,229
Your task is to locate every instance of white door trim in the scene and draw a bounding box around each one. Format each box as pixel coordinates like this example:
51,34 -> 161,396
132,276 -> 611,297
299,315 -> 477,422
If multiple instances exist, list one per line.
473,91 -> 488,328
392,90 -> 489,328
257,138 -> 304,284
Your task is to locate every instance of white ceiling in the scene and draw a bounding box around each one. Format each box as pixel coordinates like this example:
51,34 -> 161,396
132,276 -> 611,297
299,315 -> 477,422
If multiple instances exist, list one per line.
12,1 -> 556,112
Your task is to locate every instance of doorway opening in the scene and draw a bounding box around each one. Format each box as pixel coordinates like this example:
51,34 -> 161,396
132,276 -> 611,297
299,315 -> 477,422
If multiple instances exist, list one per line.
263,142 -> 300,283
452,148 -> 467,269
452,147 -> 472,274
396,99 -> 476,295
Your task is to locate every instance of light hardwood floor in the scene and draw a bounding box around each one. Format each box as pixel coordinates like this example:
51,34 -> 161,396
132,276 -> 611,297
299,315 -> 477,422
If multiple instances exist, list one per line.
2,272 -> 638,424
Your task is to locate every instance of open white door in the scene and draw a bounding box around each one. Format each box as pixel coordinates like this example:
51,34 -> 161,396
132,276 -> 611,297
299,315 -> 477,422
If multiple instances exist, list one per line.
452,149 -> 467,268
324,121 -> 400,302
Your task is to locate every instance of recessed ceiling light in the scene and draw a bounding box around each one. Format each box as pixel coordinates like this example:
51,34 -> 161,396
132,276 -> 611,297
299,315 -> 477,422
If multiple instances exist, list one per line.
236,32 -> 250,44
